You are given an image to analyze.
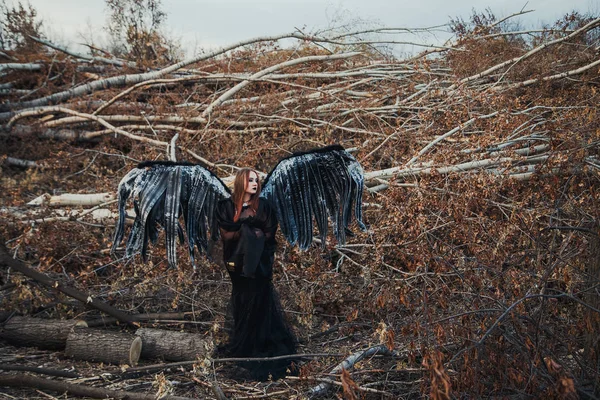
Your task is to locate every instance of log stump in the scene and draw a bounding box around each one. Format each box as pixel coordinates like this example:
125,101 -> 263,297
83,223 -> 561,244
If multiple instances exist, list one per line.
66,329 -> 142,366
0,316 -> 88,350
136,328 -> 208,361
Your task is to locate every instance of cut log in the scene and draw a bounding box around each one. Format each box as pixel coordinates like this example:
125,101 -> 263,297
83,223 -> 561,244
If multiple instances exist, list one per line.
0,316 -> 88,350
136,328 -> 208,361
65,329 -> 142,366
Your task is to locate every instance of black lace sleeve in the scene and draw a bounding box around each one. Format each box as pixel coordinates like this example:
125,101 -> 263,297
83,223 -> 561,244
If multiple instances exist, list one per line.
215,199 -> 243,262
260,199 -> 278,244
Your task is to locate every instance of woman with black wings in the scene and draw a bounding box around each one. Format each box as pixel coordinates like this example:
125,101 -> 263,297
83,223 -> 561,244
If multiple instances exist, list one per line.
215,168 -> 296,380
112,145 -> 366,380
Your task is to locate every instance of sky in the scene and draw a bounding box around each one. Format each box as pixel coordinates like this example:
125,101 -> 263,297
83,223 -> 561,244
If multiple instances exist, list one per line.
22,0 -> 600,57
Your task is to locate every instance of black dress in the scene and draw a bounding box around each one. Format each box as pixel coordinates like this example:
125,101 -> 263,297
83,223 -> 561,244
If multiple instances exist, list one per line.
215,198 -> 297,380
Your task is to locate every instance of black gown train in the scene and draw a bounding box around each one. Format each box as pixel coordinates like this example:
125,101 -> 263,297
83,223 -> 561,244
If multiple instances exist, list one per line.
215,198 -> 297,380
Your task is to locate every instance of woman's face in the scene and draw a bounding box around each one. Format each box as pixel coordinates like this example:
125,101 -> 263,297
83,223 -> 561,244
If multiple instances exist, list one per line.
245,171 -> 259,196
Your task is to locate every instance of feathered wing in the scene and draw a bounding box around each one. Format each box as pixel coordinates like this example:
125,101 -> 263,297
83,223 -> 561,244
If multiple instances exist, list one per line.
261,145 -> 366,250
112,161 -> 231,269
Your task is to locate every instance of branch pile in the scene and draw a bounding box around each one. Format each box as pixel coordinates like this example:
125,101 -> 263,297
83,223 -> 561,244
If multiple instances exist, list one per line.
1,10 -> 599,399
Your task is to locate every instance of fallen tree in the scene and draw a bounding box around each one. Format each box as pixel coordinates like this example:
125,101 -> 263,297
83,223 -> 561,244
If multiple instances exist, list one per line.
1,7 -> 599,400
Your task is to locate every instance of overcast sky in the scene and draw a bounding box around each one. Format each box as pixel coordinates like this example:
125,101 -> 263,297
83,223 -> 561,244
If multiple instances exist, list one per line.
24,0 -> 599,56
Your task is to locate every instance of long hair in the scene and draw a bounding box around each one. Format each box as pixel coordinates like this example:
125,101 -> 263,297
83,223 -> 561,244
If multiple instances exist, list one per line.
232,168 -> 261,222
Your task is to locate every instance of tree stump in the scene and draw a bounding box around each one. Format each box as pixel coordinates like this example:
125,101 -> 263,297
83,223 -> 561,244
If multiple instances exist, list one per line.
136,328 -> 209,361
65,329 -> 142,366
0,316 -> 88,350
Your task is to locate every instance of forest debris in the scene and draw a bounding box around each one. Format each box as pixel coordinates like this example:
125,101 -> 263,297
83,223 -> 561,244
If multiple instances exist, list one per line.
1,4 -> 599,398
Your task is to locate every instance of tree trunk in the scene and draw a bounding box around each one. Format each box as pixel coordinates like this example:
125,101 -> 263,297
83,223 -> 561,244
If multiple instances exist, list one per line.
136,328 -> 208,361
65,329 -> 142,366
1,316 -> 88,350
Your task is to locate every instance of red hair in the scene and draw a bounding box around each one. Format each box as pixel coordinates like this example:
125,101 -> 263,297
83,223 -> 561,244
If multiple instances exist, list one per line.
232,168 -> 261,222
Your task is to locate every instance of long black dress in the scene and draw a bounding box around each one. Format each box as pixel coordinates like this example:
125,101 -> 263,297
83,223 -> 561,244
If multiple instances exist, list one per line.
215,198 -> 297,380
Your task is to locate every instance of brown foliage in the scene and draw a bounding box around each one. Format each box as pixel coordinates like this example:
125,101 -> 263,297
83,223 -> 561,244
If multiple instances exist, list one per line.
1,8 -> 599,399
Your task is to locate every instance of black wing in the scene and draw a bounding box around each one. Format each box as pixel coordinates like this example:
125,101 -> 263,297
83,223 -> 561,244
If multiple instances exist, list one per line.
260,145 -> 366,250
112,161 -> 231,269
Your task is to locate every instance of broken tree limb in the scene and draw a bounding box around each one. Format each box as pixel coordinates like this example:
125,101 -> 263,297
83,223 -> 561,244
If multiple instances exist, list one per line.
2,206 -> 120,225
65,328 -> 142,366
4,157 -> 41,168
0,316 -> 88,350
0,364 -> 80,378
0,242 -> 135,326
27,192 -> 115,207
29,35 -> 136,68
306,344 -> 396,398
0,374 -> 196,400
0,63 -> 42,72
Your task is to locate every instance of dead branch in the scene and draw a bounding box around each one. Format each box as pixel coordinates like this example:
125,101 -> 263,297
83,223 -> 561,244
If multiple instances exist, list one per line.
0,63 -> 42,72
28,36 -> 136,68
0,364 -> 80,378
27,193 -> 115,207
4,157 -> 40,168
0,374 -> 196,400
0,242 -> 134,325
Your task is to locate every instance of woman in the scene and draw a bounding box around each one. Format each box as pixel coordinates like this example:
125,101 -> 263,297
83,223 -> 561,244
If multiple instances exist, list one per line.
215,168 -> 297,381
